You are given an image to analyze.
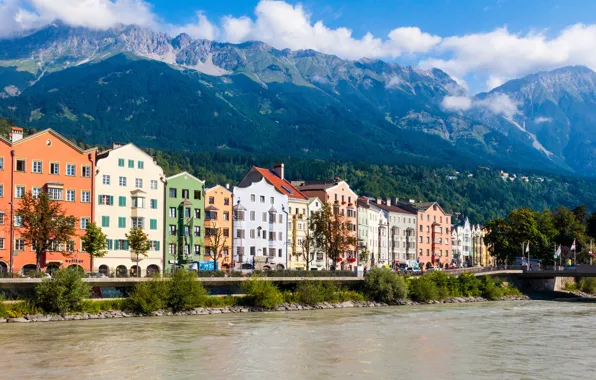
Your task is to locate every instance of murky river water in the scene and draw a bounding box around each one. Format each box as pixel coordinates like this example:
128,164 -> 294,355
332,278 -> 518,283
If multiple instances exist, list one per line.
1,301 -> 595,379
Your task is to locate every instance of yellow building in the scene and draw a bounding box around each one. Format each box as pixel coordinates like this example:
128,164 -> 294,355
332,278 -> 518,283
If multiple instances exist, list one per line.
205,185 -> 233,270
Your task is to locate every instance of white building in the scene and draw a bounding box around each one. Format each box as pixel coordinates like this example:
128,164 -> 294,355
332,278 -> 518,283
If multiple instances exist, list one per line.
233,177 -> 289,270
357,198 -> 389,267
94,143 -> 165,277
307,197 -> 325,270
374,198 -> 418,267
451,217 -> 472,267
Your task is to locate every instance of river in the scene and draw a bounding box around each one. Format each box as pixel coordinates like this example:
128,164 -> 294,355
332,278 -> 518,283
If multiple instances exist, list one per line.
1,300 -> 595,379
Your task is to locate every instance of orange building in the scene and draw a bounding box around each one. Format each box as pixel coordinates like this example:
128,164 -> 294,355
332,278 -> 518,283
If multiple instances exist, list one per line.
298,179 -> 358,269
401,202 -> 451,269
0,127 -> 96,275
204,185 -> 233,270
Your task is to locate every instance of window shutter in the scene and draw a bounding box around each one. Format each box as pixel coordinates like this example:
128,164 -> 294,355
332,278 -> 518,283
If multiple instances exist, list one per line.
109,196 -> 114,205
98,195 -> 102,204
124,241 -> 129,250
107,239 -> 113,250
156,241 -> 160,251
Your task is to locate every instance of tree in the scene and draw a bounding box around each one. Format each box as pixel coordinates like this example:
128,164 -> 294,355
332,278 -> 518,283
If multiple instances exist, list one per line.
16,191 -> 77,272
300,222 -> 316,271
587,212 -> 596,239
206,221 -> 227,271
126,227 -> 151,277
484,218 -> 511,265
359,248 -> 370,265
311,202 -> 356,269
81,222 -> 108,273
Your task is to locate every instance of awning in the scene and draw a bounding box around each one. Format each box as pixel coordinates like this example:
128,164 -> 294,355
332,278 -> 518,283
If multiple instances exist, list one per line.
46,260 -> 63,264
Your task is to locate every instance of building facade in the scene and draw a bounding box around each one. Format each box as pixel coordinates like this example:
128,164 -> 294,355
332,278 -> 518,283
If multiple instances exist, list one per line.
401,202 -> 451,269
94,143 -> 165,277
451,217 -> 472,267
164,172 -> 205,273
0,128 -> 96,275
233,177 -> 289,270
471,225 -> 490,267
205,185 -> 232,270
357,198 -> 389,267
299,180 -> 358,269
373,198 -> 418,268
307,197 -> 325,270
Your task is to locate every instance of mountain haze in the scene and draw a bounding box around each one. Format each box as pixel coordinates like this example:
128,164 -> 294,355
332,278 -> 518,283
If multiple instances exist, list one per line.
0,22 -> 592,174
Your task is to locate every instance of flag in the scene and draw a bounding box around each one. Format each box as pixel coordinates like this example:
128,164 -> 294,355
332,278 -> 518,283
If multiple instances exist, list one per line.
554,245 -> 561,258
571,240 -> 576,251
525,242 -> 530,253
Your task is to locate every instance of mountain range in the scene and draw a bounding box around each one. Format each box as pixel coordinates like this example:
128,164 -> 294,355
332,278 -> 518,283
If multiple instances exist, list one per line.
0,22 -> 594,175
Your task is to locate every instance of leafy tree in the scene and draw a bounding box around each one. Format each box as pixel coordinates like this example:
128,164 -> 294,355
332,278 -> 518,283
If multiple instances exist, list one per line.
16,191 -> 77,272
484,218 -> 512,265
311,202 -> 356,269
300,222 -> 316,271
552,206 -> 586,253
34,267 -> 91,314
126,227 -> 151,277
364,268 -> 408,302
206,221 -> 228,271
81,221 -> 108,273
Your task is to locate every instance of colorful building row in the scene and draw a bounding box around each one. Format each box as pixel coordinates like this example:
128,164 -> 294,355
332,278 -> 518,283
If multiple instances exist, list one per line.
0,127 -> 490,276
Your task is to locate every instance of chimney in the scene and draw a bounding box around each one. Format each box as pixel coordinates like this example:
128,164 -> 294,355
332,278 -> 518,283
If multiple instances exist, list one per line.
386,197 -> 391,206
10,127 -> 23,142
376,197 -> 382,205
273,162 -> 285,180
225,183 -> 230,189
409,199 -> 415,204
394,197 -> 399,206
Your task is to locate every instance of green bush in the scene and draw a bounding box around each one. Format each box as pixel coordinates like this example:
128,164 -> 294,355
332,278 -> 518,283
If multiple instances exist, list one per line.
0,296 -> 7,318
3,300 -> 41,318
81,299 -> 125,314
34,268 -> 92,314
458,273 -> 482,297
243,277 -> 283,309
201,296 -> 239,308
125,278 -> 169,314
481,277 -> 504,300
294,281 -> 326,305
364,268 -> 408,303
168,269 -> 208,311
580,278 -> 596,294
409,276 -> 439,302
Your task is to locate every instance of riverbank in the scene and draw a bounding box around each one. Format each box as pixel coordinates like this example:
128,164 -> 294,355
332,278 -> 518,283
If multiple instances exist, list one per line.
0,295 -> 530,323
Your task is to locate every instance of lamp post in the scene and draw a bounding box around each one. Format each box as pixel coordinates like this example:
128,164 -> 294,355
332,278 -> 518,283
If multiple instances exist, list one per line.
256,226 -> 262,272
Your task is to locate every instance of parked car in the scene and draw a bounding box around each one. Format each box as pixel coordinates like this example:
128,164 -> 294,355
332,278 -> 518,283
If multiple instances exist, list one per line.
427,266 -> 442,272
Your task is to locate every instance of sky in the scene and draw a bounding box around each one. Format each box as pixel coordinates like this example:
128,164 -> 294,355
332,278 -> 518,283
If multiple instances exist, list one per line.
2,0 -> 596,94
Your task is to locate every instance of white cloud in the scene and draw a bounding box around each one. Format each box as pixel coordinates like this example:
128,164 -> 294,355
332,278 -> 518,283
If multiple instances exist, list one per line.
534,116 -> 552,124
442,96 -> 472,111
442,93 -> 519,118
168,12 -> 218,40
385,75 -> 402,89
421,24 -> 596,91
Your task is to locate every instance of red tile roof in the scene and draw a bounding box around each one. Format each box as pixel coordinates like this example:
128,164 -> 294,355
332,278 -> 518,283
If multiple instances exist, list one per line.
253,167 -> 307,200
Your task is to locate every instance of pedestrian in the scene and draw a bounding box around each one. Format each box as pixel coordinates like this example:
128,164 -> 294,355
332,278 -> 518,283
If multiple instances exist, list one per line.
363,266 -> 368,275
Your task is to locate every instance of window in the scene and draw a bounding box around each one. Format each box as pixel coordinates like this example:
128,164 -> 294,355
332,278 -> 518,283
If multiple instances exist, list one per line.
194,190 -> 201,200
135,178 -> 143,188
50,162 -> 59,175
209,197 -> 214,204
15,239 -> 25,251
184,208 -> 191,218
169,244 -> 175,255
82,191 -> 90,203
269,248 -> 275,257
270,197 -> 274,204
223,228 -> 229,237
150,241 -> 159,251
250,229 -> 255,239
0,157 -> 3,170
278,249 -> 282,258
262,212 -> 267,222
118,196 -> 126,207
269,232 -> 275,241
32,187 -> 41,199
151,180 -> 158,190
99,195 -> 113,205
0,184 -> 3,198
194,226 -> 201,236
224,198 -> 230,205
0,213 -> 5,225
66,164 -> 75,177
169,188 -> 177,198
278,214 -> 283,224
169,207 -> 176,218
48,187 -> 63,201
128,159 -> 134,168
81,218 -> 90,230
260,195 -> 265,203
250,211 -> 255,221
184,226 -> 190,236
119,176 -> 127,187
102,216 -> 110,227
132,217 -> 144,229
132,197 -> 144,209
32,160 -> 42,173
118,217 -> 126,228
15,159 -> 25,172
194,209 -> 201,218
14,215 -> 23,227
0,238 -> 4,249
194,245 -> 201,255
150,219 -> 157,230
138,160 -> 144,169
82,165 -> 91,178
150,199 -> 158,209
66,190 -> 75,202
269,213 -> 275,223
182,189 -> 189,199
236,229 -> 245,238
235,210 -> 245,221
223,212 -> 229,221
169,225 -> 176,236
102,175 -> 111,185
278,232 -> 282,241
251,194 -> 256,202
118,158 -> 125,167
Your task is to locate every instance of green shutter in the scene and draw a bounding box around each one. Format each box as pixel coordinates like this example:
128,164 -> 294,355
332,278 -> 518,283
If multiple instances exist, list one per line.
107,239 -> 113,250
151,199 -> 157,209
118,158 -> 124,167
109,196 -> 114,205
102,216 -> 109,228
119,196 -> 126,207
98,195 -> 102,204
156,241 -> 160,251
128,159 -> 134,168
138,161 -> 144,169
150,219 -> 157,230
114,240 -> 120,250
118,217 -> 126,228
124,241 -> 129,250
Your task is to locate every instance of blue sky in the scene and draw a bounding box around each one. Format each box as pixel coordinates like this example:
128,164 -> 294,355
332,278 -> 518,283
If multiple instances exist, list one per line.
2,0 -> 596,94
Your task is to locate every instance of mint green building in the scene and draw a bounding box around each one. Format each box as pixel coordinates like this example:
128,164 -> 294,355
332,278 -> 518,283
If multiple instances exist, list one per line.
164,172 -> 205,273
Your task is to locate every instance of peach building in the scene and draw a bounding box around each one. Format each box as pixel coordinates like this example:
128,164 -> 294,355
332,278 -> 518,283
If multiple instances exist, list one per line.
204,185 -> 233,269
0,127 -> 96,275
401,202 -> 451,269
298,179 -> 358,269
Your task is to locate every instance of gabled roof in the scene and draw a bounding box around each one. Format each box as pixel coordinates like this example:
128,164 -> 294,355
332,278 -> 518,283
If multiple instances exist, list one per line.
206,184 -> 232,194
403,201 -> 451,216
166,171 -> 205,184
96,142 -> 153,161
12,128 -> 97,154
248,166 -> 307,200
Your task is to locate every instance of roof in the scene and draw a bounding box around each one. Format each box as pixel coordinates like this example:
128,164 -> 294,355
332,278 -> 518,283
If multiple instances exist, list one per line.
205,184 -> 232,194
402,201 -> 451,216
12,128 -> 97,154
96,142 -> 153,161
298,181 -> 338,191
251,167 -> 307,200
166,171 -> 205,184
372,200 -> 417,215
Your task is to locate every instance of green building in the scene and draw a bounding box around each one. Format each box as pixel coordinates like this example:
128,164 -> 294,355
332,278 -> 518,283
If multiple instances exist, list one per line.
164,172 -> 205,273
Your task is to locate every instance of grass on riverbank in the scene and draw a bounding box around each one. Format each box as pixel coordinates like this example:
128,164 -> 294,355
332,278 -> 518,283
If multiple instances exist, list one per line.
0,268 -> 523,318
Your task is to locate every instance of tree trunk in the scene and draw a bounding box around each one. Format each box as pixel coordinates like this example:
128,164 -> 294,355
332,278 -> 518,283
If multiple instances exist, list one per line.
36,252 -> 41,273
90,254 -> 94,273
